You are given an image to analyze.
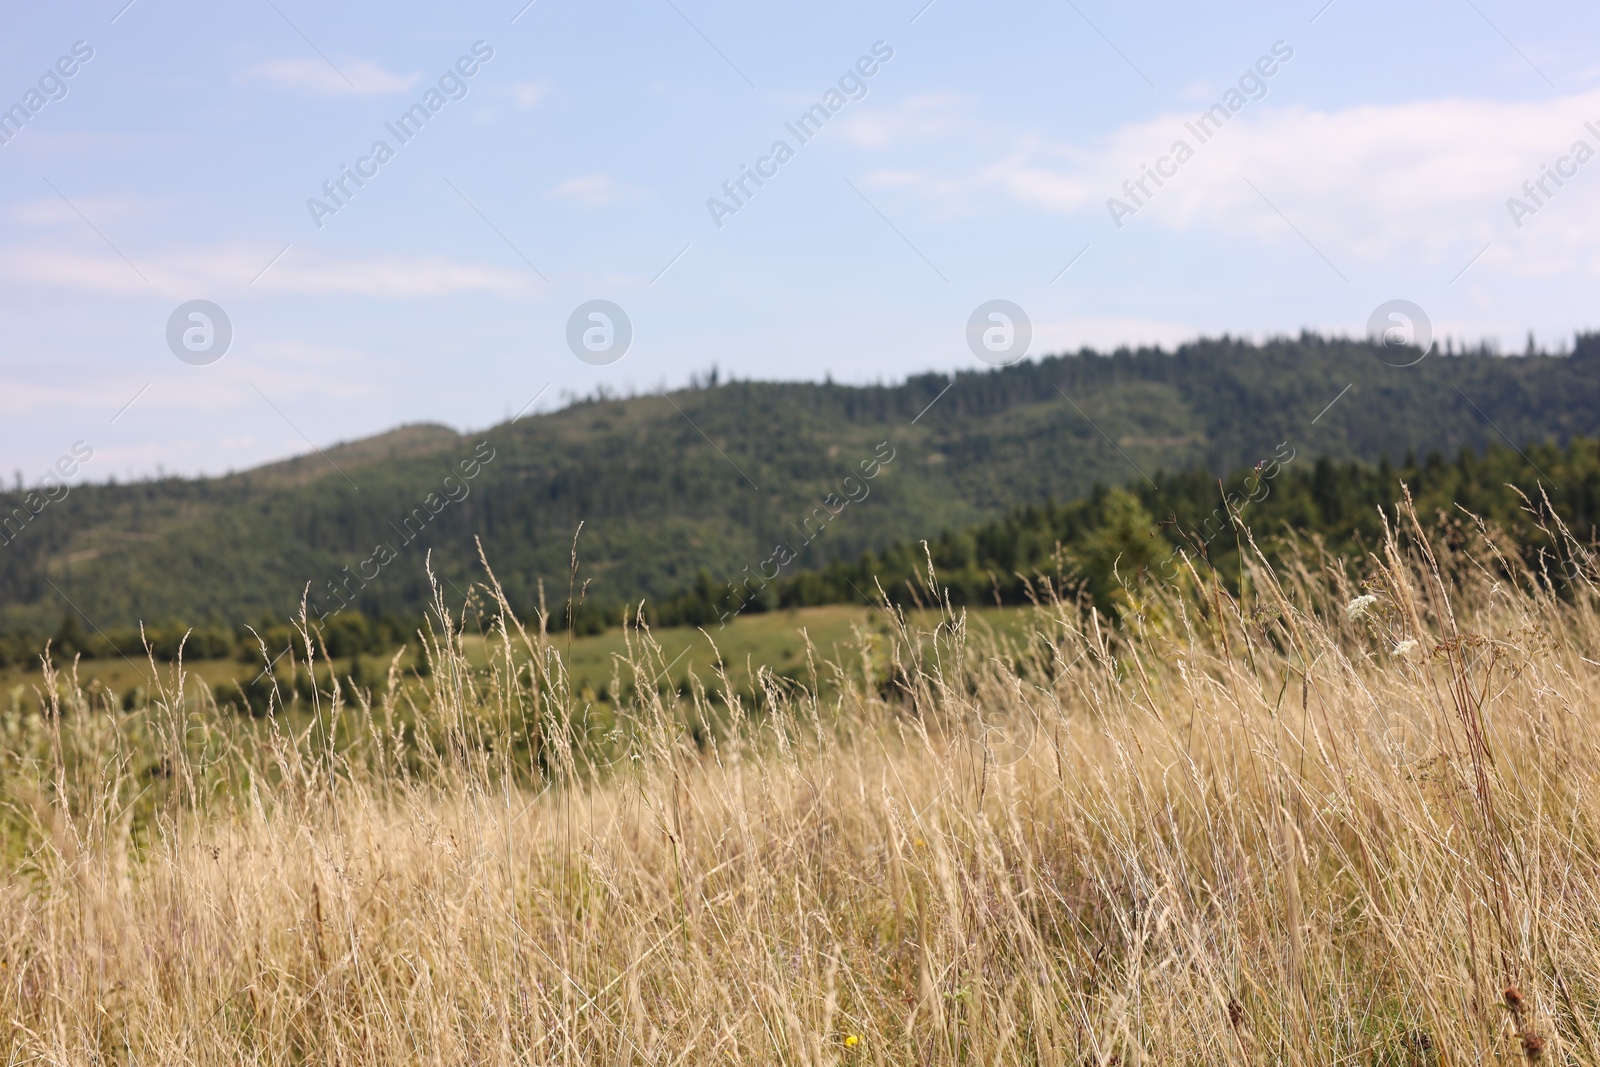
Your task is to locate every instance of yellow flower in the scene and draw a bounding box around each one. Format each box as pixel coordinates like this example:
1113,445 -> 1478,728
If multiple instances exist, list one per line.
844,1034 -> 861,1048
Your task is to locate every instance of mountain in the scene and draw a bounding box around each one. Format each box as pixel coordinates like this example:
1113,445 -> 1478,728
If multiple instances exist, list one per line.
4,333 -> 1599,638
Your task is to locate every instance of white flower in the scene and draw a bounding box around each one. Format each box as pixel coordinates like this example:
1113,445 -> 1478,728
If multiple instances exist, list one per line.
1392,639 -> 1417,656
1346,594 -> 1379,620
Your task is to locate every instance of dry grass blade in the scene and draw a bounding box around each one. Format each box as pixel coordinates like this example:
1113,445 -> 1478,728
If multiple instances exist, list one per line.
4,519 -> 1600,1064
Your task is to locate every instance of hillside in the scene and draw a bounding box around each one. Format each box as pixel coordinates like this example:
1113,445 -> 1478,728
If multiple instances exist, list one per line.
644,433 -> 1600,631
3,333 -> 1599,637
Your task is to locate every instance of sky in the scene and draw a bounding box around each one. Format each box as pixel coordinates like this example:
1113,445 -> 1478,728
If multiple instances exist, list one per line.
2,0 -> 1598,485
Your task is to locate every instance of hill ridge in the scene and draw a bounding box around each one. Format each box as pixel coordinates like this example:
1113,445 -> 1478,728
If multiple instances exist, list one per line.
3,333 -> 1598,636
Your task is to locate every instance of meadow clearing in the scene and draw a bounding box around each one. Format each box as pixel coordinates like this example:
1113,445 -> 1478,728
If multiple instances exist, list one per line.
0,603 -> 1035,721
2,504 -> 1598,1064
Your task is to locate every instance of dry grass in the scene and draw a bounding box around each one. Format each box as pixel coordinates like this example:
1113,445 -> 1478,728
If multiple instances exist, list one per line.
6,507 -> 1600,1065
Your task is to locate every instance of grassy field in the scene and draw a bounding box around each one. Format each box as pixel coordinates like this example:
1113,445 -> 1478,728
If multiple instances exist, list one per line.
0,603 -> 1035,716
499,602 -> 1034,700
4,510 -> 1599,1063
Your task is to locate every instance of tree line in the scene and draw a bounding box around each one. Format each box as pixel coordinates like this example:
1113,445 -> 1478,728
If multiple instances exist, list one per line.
651,436 -> 1599,624
7,436 -> 1596,669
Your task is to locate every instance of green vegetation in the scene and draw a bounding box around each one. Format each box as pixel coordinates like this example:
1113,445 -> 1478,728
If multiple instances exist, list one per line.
654,435 -> 1600,622
0,609 -> 421,670
0,600 -> 1032,722
5,334 -> 1600,651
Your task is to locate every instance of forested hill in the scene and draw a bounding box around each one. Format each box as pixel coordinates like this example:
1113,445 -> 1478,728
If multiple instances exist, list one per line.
4,332 -> 1600,638
653,435 -> 1600,628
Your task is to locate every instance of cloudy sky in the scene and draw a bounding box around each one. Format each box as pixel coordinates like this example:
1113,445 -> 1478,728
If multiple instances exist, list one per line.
2,0 -> 1597,482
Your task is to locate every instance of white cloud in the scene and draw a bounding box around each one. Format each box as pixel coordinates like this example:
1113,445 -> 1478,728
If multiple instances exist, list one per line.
547,173 -> 652,207
0,242 -> 533,298
0,131 -> 143,159
981,156 -> 1096,214
976,86 -> 1600,272
198,343 -> 385,403
858,167 -> 985,223
858,169 -> 925,190
510,82 -> 545,109
11,196 -> 143,227
241,57 -> 418,96
838,93 -> 973,149
0,376 -> 124,417
1113,89 -> 1600,271
259,253 -> 530,297
1176,80 -> 1222,103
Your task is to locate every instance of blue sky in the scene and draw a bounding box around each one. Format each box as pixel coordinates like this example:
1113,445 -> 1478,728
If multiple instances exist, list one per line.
2,0 -> 1598,483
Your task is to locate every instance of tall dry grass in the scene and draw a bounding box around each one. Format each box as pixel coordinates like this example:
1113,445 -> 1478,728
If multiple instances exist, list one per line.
5,506 -> 1600,1065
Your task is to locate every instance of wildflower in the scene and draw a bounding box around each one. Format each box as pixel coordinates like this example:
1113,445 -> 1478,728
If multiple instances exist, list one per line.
844,1034 -> 860,1048
1393,639 -> 1417,656
1346,594 -> 1378,620
1521,1029 -> 1544,1061
1503,986 -> 1526,1015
